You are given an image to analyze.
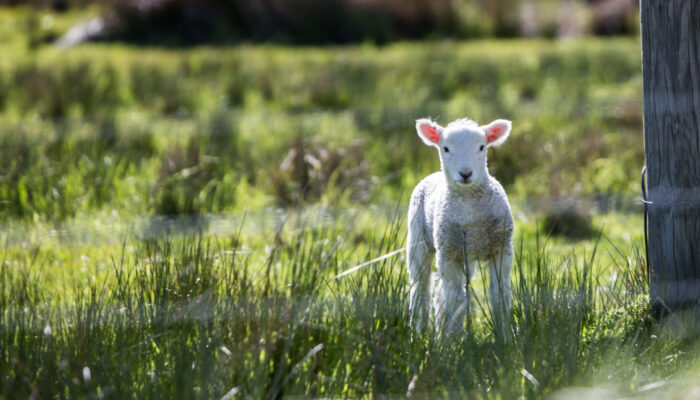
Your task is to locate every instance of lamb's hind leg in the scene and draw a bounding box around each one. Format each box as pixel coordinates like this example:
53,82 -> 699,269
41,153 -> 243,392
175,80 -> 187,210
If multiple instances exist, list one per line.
489,243 -> 513,340
407,229 -> 433,332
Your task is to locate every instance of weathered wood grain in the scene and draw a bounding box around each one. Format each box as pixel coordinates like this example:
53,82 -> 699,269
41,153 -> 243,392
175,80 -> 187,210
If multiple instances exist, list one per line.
641,0 -> 700,312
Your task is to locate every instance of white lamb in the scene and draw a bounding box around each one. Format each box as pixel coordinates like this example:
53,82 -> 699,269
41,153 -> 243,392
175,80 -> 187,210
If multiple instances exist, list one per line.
407,117 -> 514,337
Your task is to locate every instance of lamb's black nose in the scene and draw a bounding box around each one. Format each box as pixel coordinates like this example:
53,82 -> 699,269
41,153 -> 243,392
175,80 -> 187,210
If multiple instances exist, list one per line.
459,170 -> 472,182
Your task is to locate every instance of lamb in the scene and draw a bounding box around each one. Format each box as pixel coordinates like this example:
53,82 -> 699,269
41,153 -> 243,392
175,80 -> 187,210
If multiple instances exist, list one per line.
407,117 -> 514,337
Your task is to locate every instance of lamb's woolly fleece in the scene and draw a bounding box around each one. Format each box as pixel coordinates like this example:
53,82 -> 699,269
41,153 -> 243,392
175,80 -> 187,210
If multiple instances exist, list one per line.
407,117 -> 514,336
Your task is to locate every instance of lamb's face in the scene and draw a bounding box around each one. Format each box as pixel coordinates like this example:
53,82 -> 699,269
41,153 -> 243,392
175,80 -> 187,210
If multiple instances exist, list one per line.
416,117 -> 512,189
439,125 -> 488,188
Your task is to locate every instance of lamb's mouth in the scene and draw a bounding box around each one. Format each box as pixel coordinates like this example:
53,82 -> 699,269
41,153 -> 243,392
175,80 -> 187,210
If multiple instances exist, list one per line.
454,178 -> 473,186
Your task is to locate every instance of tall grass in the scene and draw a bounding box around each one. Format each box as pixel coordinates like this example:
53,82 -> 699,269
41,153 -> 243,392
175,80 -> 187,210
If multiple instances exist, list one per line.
1,213 -> 693,399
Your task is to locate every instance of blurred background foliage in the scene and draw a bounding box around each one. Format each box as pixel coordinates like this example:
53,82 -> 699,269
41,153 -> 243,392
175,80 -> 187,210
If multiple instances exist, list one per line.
0,0 -> 644,228
0,39 -> 643,220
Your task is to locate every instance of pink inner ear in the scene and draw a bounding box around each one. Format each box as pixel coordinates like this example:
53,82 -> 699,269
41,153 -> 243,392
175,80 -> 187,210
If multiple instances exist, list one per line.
486,125 -> 504,142
421,126 -> 440,143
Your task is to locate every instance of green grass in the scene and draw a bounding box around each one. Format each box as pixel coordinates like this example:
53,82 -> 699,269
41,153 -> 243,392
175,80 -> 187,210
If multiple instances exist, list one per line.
1,214 -> 698,399
0,35 -> 643,219
1,7 -> 698,399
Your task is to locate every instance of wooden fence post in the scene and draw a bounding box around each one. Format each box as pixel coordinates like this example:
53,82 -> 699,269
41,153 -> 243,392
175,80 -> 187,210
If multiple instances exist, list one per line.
641,0 -> 700,314
641,0 -> 700,313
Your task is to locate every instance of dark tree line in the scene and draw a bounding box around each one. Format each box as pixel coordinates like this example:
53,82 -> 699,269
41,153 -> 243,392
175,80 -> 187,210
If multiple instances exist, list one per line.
6,0 -> 640,45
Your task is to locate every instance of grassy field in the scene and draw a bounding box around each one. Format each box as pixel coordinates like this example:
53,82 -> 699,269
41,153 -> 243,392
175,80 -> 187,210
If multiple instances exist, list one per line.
1,7 -> 699,400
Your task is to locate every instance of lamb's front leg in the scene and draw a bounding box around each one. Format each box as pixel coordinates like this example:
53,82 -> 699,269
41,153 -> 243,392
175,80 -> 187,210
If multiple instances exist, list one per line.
489,243 -> 513,340
435,252 -> 467,335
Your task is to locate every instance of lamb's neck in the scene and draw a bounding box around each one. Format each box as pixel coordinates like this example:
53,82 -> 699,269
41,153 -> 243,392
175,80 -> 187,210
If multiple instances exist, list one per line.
444,177 -> 492,203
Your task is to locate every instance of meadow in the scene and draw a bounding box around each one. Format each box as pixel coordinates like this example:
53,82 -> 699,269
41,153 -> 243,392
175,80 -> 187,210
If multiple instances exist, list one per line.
1,6 -> 699,399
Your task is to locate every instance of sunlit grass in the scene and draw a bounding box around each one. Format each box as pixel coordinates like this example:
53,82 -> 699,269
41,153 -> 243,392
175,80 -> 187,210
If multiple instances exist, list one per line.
1,209 -> 696,399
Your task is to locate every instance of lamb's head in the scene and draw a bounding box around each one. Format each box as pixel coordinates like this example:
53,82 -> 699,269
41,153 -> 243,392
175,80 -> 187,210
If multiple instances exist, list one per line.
416,117 -> 511,189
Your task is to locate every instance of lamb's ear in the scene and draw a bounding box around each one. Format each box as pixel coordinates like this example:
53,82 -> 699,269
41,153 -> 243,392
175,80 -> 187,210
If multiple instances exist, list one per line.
482,119 -> 512,147
415,118 -> 443,147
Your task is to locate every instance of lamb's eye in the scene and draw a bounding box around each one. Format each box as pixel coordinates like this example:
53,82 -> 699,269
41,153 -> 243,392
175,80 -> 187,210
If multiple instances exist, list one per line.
444,146 -> 450,153
479,145 -> 485,151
